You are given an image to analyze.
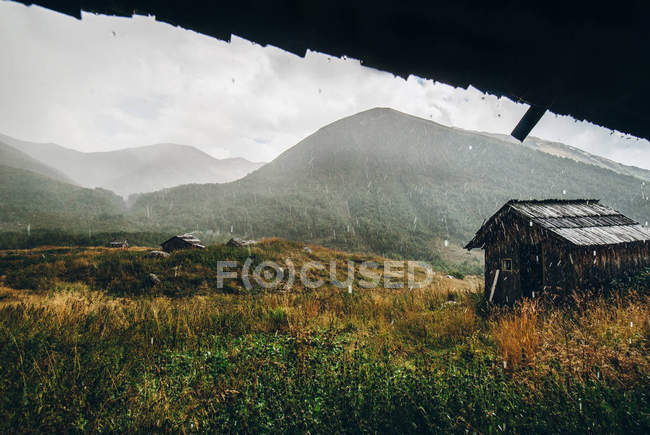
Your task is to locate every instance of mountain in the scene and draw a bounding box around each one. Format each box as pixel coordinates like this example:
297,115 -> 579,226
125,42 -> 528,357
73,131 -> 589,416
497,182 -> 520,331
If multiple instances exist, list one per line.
480,132 -> 650,181
0,165 -> 127,232
0,133 -> 264,197
130,108 -> 649,271
0,139 -> 73,184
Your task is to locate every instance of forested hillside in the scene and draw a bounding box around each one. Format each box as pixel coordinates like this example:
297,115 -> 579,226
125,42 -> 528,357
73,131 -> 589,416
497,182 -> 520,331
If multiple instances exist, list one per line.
130,108 -> 649,269
0,165 -> 128,232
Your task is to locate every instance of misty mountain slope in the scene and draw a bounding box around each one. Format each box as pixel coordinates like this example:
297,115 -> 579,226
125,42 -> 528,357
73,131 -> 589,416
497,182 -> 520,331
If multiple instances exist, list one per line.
0,165 -> 128,232
0,133 -> 264,197
0,139 -> 73,184
480,132 -> 650,181
91,145 -> 265,197
131,108 -> 649,268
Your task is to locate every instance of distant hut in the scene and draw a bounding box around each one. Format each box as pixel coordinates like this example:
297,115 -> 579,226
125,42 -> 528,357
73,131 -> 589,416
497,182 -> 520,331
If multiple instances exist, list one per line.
161,234 -> 205,252
465,199 -> 650,304
226,238 -> 257,248
109,239 -> 128,249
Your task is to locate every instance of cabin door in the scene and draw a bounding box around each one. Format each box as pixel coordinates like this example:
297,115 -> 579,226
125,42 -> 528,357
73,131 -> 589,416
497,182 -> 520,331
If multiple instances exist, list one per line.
519,245 -> 542,298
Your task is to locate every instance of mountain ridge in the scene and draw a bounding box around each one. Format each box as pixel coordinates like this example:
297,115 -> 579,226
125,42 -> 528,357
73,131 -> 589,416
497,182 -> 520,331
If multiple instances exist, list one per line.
0,133 -> 264,197
130,108 -> 649,270
477,131 -> 650,181
1,108 -> 647,272
0,139 -> 74,184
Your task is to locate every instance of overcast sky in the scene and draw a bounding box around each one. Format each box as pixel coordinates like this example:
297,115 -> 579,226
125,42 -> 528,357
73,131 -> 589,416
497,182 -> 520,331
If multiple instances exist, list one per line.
1,1 -> 649,169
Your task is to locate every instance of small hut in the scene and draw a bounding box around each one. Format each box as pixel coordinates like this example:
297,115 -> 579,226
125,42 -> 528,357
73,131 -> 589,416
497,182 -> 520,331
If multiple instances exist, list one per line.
226,238 -> 257,248
465,199 -> 650,303
109,239 -> 128,249
161,234 -> 205,252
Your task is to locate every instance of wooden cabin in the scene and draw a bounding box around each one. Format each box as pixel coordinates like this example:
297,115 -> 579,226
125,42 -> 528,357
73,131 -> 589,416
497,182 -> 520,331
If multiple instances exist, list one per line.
161,234 -> 205,252
226,238 -> 257,248
109,239 -> 128,249
465,199 -> 650,303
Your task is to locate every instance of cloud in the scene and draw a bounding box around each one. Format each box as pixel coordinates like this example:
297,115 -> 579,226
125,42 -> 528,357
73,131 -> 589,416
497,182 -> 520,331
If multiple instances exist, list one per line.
0,1 -> 648,169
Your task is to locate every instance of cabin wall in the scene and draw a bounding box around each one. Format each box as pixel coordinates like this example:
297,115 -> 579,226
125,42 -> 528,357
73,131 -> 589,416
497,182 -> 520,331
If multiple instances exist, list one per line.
483,213 -> 554,304
539,241 -> 577,292
493,240 -> 650,299
485,243 -> 521,304
162,238 -> 205,252
570,241 -> 650,288
162,239 -> 190,252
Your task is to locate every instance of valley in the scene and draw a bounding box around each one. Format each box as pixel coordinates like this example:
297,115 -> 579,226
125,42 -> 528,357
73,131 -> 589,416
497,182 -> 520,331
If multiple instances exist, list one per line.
1,108 -> 648,274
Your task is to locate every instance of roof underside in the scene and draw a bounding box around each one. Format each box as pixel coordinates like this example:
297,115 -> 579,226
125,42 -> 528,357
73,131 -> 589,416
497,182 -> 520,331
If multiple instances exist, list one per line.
17,1 -> 650,142
467,200 -> 650,248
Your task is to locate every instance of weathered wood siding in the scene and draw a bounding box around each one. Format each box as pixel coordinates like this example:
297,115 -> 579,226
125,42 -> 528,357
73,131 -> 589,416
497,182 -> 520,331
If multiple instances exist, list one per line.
485,243 -> 521,303
569,242 -> 650,288
483,216 -> 649,303
161,238 -> 193,252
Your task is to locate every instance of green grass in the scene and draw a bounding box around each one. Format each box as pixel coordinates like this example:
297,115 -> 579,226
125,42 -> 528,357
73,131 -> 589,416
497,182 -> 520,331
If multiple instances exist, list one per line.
0,243 -> 648,433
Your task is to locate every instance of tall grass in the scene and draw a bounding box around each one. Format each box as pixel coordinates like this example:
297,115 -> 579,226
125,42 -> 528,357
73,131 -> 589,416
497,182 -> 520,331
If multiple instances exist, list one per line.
0,244 -> 648,432
0,282 -> 648,432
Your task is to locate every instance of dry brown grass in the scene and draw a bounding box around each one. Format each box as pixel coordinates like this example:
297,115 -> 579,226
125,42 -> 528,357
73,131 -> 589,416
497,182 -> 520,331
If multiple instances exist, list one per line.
1,242 -> 648,432
491,292 -> 650,388
1,241 -> 647,386
0,279 -> 482,355
491,299 -> 541,369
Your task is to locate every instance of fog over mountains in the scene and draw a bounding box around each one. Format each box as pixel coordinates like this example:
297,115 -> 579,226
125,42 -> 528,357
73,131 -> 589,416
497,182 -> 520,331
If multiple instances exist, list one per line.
131,108 -> 648,268
0,133 -> 264,197
482,133 -> 650,182
1,108 -> 648,270
0,140 -> 73,184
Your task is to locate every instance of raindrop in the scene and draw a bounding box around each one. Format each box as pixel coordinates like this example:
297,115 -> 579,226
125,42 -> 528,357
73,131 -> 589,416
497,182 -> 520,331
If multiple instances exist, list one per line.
444,240 -> 449,247
562,189 -> 567,195
468,145 -> 473,150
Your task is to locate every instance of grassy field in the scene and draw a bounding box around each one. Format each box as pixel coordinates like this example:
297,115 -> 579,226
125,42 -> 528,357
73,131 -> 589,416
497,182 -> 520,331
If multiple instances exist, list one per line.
0,240 -> 648,432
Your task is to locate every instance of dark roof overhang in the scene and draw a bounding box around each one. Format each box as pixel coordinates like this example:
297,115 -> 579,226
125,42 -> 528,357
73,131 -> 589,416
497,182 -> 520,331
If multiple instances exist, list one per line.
15,1 -> 650,142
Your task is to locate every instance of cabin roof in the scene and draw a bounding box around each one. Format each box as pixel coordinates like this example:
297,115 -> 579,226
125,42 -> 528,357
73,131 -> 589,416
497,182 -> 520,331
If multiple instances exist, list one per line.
162,234 -> 205,248
466,199 -> 650,249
